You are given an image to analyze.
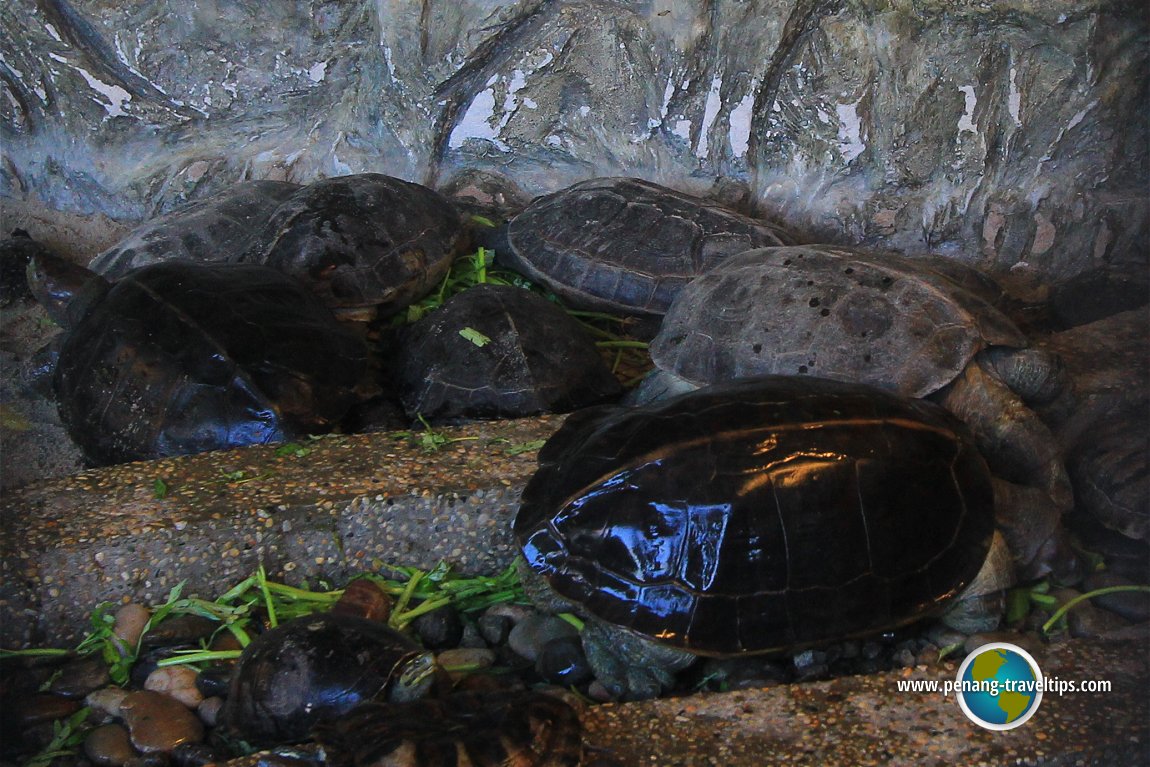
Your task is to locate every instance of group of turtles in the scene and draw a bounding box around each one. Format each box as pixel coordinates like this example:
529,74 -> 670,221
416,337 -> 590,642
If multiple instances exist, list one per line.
4,171 -> 1146,762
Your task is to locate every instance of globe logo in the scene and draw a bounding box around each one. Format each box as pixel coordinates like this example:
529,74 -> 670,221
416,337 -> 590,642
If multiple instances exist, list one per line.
955,642 -> 1043,730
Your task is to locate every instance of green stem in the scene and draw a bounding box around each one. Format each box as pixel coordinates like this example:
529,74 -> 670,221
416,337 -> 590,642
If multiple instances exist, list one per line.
1042,585 -> 1150,635
156,649 -> 243,667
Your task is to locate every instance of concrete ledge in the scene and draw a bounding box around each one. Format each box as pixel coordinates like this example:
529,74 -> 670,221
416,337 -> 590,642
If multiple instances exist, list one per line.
0,416 -> 563,646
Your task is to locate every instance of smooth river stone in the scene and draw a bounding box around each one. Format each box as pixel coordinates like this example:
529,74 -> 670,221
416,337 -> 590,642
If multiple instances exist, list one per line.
84,723 -> 137,767
120,690 -> 204,753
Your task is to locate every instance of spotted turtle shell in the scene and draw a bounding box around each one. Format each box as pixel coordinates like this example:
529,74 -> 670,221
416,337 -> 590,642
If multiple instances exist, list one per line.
503,177 -> 790,315
651,245 -> 1026,398
514,375 -> 995,655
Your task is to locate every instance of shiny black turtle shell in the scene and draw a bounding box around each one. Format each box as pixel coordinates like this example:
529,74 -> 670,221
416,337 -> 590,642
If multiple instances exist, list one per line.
54,260 -> 367,465
514,375 -> 996,656
503,177 -> 790,316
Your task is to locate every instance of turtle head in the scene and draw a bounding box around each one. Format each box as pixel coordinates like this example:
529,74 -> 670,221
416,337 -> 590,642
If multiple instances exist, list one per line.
386,650 -> 437,703
26,251 -> 109,330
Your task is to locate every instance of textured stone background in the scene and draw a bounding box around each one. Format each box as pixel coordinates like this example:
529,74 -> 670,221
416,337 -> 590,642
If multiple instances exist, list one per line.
2,0 -> 1147,281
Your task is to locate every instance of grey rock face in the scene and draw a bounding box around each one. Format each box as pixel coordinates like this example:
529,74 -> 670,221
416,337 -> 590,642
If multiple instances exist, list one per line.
2,1 -> 1146,282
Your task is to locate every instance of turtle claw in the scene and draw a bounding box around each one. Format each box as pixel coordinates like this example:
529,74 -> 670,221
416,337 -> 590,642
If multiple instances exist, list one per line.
580,622 -> 697,701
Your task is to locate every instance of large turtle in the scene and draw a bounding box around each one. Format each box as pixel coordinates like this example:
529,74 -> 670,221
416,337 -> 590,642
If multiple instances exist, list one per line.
394,284 -> 623,422
514,375 -> 998,699
500,177 -> 791,316
88,180 -> 302,278
29,253 -> 367,465
242,173 -> 468,320
648,244 -> 1076,580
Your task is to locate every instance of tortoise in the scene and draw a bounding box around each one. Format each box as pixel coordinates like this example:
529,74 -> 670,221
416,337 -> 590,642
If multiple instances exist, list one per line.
647,244 -> 1077,580
241,173 -> 468,320
514,375 -> 998,699
29,252 -> 367,465
222,612 -> 437,746
500,177 -> 791,316
88,180 -> 302,278
394,283 -> 623,422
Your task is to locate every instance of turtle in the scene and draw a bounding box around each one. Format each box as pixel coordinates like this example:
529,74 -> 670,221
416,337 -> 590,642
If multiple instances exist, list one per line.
647,244 -> 1077,580
222,612 -> 438,747
1,229 -> 56,305
514,374 -> 998,699
500,177 -> 791,317
394,284 -> 623,422
29,252 -> 367,465
314,689 -> 583,767
241,173 -> 468,320
88,180 -> 302,278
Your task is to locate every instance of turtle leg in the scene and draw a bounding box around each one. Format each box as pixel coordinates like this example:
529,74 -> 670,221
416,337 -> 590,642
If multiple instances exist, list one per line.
580,621 -> 697,701
934,351 -> 1078,580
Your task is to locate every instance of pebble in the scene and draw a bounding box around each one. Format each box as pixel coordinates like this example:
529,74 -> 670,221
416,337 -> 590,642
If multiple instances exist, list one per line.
170,742 -> 220,767
120,690 -> 205,753
507,614 -> 578,662
50,655 -> 111,698
476,612 -> 514,645
535,635 -> 593,686
87,686 -> 131,718
330,578 -> 392,622
12,692 -> 81,727
84,723 -> 137,767
113,604 -> 152,655
144,666 -> 204,709
698,657 -> 789,691
196,697 -> 224,728
141,615 -> 217,650
412,605 -> 464,649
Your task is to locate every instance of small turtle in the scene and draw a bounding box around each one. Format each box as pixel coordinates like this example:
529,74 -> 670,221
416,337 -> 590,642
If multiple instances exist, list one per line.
394,284 -> 623,422
501,177 -> 790,316
514,375 -> 997,699
314,689 -> 583,767
30,253 -> 367,465
88,180 -> 302,278
223,613 -> 437,747
648,245 -> 1076,579
243,173 -> 467,319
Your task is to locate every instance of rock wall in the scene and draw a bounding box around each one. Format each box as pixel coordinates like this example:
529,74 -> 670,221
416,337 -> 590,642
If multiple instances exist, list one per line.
2,0 -> 1147,280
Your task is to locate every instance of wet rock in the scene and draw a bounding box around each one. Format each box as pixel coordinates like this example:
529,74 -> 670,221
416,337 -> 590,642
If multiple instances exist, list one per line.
113,604 -> 152,655
476,612 -> 514,646
50,655 -> 111,698
792,649 -> 830,682
123,753 -> 172,767
170,742 -> 220,767
436,648 -> 496,681
507,615 -> 578,663
196,697 -> 224,729
144,666 -> 203,709
120,690 -> 205,753
11,692 -> 82,728
329,578 -> 392,622
411,605 -> 464,650
86,687 -> 131,719
697,657 -> 790,692
84,723 -> 137,767
535,636 -> 593,687
141,616 -> 217,650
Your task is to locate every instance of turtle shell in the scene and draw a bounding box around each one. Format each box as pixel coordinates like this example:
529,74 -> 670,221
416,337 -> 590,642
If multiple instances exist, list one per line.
54,260 -> 367,465
245,173 -> 466,316
650,245 -> 1027,398
223,613 -> 434,746
89,180 -> 301,278
395,284 -> 623,421
513,375 -> 996,655
503,177 -> 790,316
